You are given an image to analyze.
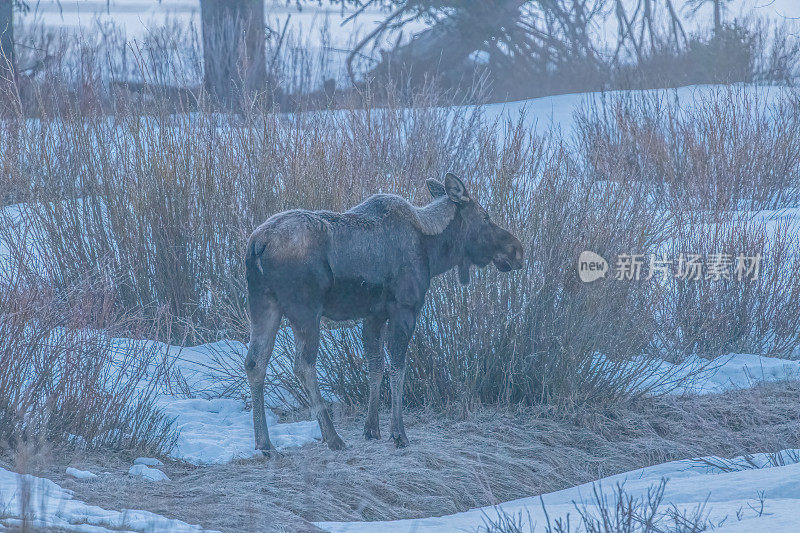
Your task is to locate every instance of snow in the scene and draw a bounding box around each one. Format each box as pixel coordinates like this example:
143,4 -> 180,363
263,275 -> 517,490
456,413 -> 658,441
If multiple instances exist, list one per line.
641,353 -> 800,396
481,83 -> 795,136
105,337 -> 322,465
127,464 -> 170,482
65,467 -> 97,480
684,353 -> 800,393
315,450 -> 800,532
159,397 -> 320,465
132,457 -> 163,466
0,467 -> 213,532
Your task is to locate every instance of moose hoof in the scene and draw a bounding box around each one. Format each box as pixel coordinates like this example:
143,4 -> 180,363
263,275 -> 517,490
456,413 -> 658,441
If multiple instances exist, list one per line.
258,447 -> 282,459
326,435 -> 347,451
364,426 -> 381,440
392,433 -> 409,448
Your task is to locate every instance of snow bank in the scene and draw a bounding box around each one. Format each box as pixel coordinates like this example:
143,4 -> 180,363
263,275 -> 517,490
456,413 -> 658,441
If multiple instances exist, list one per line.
638,353 -> 800,396
0,467 -> 213,532
316,450 -> 800,532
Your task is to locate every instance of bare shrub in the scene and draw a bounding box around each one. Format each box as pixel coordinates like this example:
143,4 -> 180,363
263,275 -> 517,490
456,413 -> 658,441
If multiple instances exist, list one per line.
1,84 -> 480,340
656,212 -> 800,359
0,250 -> 175,454
5,54 -> 800,411
397,133 -> 678,406
478,479 -> 712,533
576,85 -> 800,211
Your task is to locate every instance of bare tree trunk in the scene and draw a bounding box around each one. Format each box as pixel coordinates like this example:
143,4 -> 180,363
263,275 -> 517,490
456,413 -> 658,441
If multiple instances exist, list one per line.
713,0 -> 722,35
0,0 -> 14,85
200,0 -> 267,109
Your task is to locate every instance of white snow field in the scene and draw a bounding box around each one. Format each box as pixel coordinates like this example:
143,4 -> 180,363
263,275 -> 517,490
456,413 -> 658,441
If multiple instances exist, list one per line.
0,467 -> 215,532
315,450 -> 800,532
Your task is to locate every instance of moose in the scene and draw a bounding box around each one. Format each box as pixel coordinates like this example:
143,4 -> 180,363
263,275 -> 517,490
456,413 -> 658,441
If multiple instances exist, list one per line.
244,173 -> 524,453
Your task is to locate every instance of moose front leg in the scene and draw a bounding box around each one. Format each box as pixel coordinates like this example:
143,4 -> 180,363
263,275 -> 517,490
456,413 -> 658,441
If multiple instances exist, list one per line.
363,315 -> 386,440
387,307 -> 416,447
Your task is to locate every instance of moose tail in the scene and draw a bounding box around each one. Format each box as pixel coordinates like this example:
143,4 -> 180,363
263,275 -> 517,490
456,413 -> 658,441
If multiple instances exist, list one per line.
245,237 -> 267,290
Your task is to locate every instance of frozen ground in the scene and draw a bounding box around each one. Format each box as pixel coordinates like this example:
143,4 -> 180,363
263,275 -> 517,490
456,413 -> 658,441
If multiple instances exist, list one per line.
0,467 -> 214,532
316,450 -> 800,532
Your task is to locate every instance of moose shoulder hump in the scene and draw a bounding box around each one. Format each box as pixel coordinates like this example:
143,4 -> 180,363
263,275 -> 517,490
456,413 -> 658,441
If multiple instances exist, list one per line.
348,193 -> 456,236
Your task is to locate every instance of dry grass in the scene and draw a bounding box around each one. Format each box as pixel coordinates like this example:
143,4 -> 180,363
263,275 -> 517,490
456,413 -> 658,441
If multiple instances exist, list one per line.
35,380 -> 800,532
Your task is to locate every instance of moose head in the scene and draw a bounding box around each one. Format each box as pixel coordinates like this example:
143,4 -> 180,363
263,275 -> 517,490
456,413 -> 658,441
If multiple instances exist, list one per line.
426,173 -> 524,284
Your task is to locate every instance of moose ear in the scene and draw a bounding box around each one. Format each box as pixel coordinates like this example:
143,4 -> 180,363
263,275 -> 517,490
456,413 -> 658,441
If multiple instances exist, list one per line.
426,178 -> 447,198
444,173 -> 469,204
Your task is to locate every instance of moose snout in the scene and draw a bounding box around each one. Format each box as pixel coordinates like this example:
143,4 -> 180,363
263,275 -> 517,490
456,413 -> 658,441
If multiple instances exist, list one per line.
493,236 -> 524,272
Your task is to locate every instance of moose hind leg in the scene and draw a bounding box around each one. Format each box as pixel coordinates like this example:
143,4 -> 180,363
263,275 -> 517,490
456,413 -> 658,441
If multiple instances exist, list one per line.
362,316 -> 386,440
245,297 -> 281,455
387,308 -> 416,447
292,318 -> 346,451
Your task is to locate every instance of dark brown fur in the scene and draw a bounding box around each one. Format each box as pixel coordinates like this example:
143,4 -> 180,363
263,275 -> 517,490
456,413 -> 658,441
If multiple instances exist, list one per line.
244,173 -> 524,452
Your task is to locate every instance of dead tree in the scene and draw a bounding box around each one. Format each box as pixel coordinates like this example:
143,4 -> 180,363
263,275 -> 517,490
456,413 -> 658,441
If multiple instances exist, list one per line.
200,0 -> 268,109
349,0 -> 607,92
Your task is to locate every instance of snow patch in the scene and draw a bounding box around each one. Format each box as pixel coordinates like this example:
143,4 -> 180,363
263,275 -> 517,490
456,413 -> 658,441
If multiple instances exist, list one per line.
0,467 -> 212,532
128,464 -> 170,482
133,457 -> 163,466
65,467 -> 97,480
161,397 -> 321,465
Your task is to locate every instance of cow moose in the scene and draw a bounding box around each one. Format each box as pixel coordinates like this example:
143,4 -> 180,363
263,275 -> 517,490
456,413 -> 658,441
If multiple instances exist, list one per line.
244,173 -> 524,453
